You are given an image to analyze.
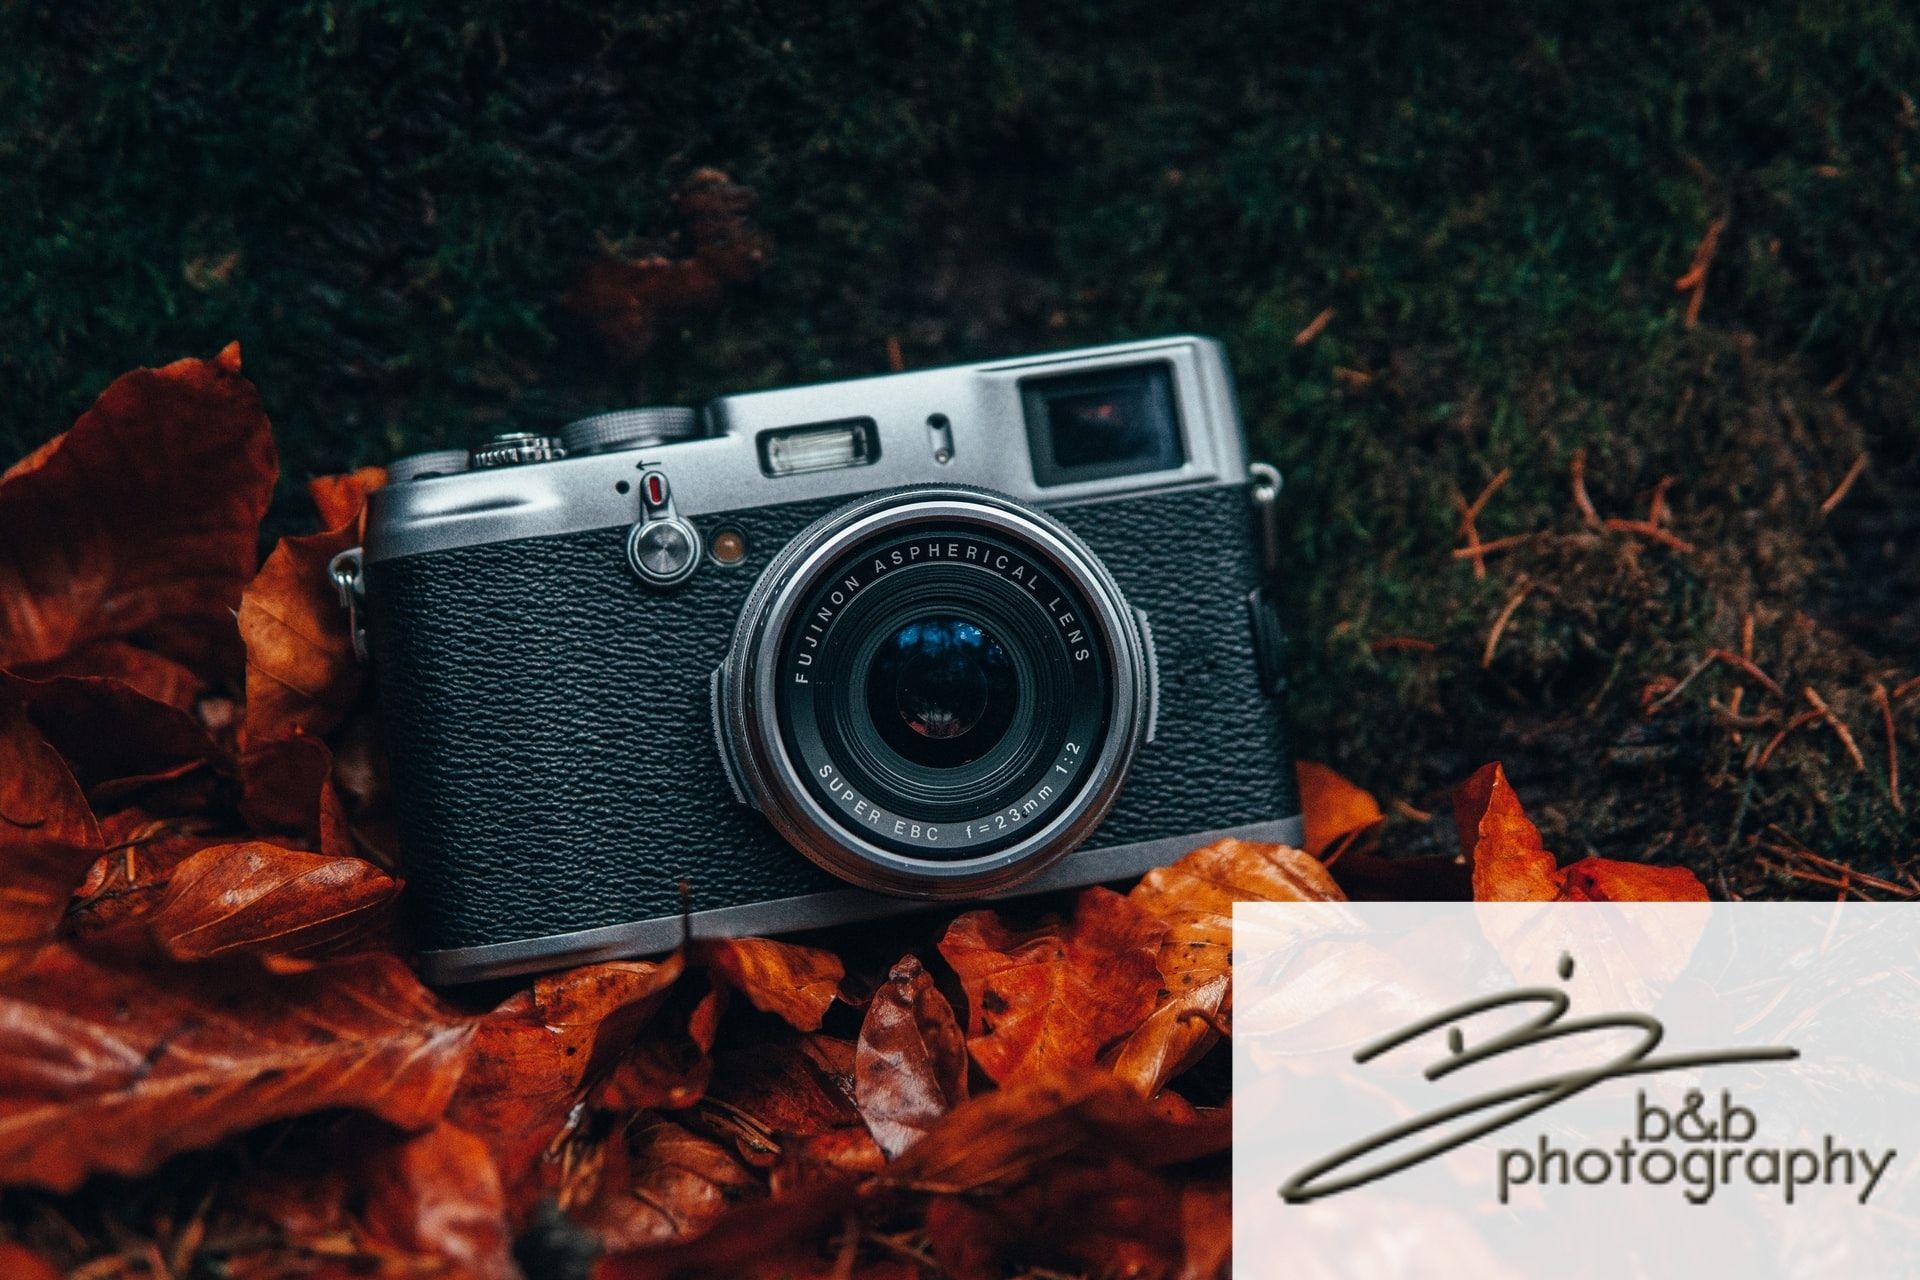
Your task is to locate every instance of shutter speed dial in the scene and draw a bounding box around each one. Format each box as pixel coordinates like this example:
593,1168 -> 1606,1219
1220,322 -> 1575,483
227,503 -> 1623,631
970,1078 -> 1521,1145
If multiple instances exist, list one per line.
560,407 -> 701,456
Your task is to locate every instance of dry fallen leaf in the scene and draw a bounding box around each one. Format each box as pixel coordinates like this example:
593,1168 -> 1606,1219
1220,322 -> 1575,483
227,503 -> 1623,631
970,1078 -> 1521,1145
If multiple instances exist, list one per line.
360,1121 -> 516,1280
1456,762 -> 1707,901
939,888 -> 1167,1086
0,346 -> 276,672
576,1114 -> 760,1252
450,954 -> 685,1208
308,465 -> 388,532
854,954 -> 968,1157
885,1070 -> 1230,1194
1130,837 -> 1346,1001
142,840 -> 399,962
695,936 -> 844,1032
0,947 -> 474,1192
1296,759 -> 1385,857
237,523 -> 365,748
0,695 -> 102,980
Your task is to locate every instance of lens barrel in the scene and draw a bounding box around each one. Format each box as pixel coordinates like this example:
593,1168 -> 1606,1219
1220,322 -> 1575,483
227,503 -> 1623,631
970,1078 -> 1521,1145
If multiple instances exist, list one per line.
716,487 -> 1153,899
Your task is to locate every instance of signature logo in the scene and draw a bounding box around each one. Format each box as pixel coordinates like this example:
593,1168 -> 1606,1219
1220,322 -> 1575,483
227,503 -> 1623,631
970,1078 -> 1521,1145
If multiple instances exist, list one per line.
1281,952 -> 1810,1204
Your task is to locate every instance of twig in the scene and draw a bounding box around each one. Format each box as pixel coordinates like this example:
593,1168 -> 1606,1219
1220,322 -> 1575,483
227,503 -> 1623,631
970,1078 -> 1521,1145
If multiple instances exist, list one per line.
1872,681 -> 1903,814
1569,449 -> 1602,528
1369,636 -> 1437,654
1788,846 -> 1915,898
1482,580 -> 1534,669
1756,710 -> 1821,768
1707,649 -> 1785,699
1674,215 -> 1727,329
1604,518 -> 1697,554
1463,468 -> 1510,521
1819,452 -> 1868,516
1648,475 -> 1675,525
1895,675 -> 1920,703
1392,798 -> 1434,822
884,335 -> 904,372
1448,532 -> 1535,561
1451,469 -> 1512,579
1803,686 -> 1866,772
1649,654 -> 1716,711
1332,366 -> 1373,389
1293,306 -> 1335,346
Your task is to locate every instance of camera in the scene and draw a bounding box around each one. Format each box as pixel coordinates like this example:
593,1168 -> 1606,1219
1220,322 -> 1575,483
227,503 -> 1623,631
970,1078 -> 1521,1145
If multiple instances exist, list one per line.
335,336 -> 1302,982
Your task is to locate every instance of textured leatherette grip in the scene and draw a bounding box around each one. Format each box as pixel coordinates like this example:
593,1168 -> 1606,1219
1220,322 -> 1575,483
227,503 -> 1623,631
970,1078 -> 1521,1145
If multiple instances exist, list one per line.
365,483 -> 1297,952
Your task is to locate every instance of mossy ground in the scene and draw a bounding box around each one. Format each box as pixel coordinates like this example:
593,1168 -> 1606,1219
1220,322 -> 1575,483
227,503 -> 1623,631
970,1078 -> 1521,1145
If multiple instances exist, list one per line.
5,1 -> 1916,880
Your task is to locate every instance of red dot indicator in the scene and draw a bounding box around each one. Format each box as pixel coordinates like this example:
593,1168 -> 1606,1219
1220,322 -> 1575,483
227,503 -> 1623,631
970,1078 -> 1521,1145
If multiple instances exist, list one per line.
644,472 -> 668,507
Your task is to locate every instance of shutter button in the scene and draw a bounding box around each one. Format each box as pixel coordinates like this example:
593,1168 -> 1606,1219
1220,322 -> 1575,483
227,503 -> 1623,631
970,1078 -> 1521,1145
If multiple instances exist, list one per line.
626,470 -> 701,587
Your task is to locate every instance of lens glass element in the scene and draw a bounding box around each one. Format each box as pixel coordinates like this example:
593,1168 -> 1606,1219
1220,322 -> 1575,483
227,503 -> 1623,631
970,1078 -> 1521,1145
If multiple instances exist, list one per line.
772,522 -> 1113,860
867,615 -> 1016,767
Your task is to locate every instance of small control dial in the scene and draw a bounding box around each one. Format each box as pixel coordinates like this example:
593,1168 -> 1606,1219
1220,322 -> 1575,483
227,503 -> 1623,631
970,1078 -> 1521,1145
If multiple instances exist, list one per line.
471,432 -> 565,469
385,448 -> 473,483
559,407 -> 701,456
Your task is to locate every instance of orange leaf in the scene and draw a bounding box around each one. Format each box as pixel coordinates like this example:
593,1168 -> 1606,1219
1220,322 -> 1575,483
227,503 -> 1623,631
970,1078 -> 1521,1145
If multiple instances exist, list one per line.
1296,759 -> 1384,856
144,840 -> 399,962
0,948 -> 474,1192
854,954 -> 968,1157
450,954 -> 684,1208
10,639 -> 202,709
360,1122 -> 516,1280
1563,856 -> 1709,903
1454,761 -> 1562,901
937,888 -> 1166,1086
575,1114 -> 759,1252
695,936 -> 843,1031
237,524 -> 363,747
1129,837 -> 1345,1003
1456,762 -> 1708,901
1109,971 -> 1229,1098
0,695 -> 102,979
308,466 -> 388,532
0,1244 -> 61,1280
884,1070 -> 1229,1194
0,350 -> 276,671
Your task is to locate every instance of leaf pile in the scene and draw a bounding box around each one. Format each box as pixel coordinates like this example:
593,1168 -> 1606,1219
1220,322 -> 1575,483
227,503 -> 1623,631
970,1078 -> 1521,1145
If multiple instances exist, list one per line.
0,356 -> 1706,1278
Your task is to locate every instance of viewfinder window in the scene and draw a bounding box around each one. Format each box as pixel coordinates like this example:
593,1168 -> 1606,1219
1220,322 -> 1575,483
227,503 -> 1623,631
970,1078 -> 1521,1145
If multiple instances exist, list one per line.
1020,363 -> 1183,487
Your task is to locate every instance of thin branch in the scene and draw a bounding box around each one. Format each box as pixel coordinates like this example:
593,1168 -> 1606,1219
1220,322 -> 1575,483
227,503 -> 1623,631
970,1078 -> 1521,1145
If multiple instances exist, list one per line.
1819,453 -> 1868,517
1802,686 -> 1866,772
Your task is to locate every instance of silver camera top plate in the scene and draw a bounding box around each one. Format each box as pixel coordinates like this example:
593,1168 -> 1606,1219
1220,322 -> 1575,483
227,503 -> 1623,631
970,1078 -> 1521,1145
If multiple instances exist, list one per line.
362,335 -> 1249,565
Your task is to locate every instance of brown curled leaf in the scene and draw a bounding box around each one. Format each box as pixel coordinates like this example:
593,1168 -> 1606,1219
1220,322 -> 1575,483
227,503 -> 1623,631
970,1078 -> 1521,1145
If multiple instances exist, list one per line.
237,523 -> 364,747
854,954 -> 968,1157
0,347 -> 276,672
359,1121 -> 516,1280
0,696 -> 102,980
938,888 -> 1166,1086
695,936 -> 843,1031
0,947 -> 474,1192
1456,762 -> 1708,902
143,840 -> 400,962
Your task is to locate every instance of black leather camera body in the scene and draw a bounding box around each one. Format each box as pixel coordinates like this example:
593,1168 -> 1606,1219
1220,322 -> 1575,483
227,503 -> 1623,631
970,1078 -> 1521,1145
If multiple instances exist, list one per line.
336,336 -> 1301,981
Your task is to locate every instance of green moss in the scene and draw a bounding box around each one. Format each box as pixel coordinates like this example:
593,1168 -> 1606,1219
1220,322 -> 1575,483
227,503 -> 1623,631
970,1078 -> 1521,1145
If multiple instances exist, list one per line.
3,0 -> 1915,873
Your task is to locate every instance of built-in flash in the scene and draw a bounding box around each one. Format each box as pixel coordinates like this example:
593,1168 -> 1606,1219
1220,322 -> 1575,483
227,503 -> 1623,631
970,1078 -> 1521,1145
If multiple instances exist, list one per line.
757,419 -> 878,477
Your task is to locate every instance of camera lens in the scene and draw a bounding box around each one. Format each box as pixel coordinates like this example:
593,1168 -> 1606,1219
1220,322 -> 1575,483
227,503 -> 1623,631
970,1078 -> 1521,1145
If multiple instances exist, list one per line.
718,489 -> 1155,900
867,616 -> 1016,765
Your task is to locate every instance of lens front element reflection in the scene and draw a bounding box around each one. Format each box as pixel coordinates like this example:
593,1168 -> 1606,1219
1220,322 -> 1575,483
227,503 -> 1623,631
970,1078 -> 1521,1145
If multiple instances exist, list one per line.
865,615 -> 1016,769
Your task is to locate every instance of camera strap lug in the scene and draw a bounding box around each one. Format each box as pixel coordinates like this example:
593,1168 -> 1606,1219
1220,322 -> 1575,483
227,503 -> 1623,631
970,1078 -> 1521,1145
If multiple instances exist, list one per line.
1248,462 -> 1284,576
328,546 -> 369,661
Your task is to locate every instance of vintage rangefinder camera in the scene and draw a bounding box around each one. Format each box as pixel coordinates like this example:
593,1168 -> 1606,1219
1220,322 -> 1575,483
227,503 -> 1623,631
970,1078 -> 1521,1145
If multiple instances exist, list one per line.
336,336 -> 1302,982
